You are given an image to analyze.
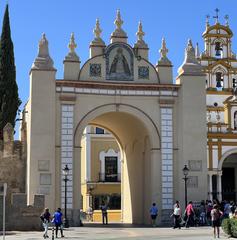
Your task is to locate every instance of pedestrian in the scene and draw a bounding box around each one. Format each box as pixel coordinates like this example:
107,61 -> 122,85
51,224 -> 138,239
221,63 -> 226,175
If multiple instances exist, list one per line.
53,208 -> 64,238
206,200 -> 213,225
101,202 -> 108,224
223,201 -> 231,218
211,204 -> 223,239
199,200 -> 206,226
40,208 -> 51,239
87,206 -> 93,222
149,203 -> 158,227
185,201 -> 195,228
173,201 -> 181,229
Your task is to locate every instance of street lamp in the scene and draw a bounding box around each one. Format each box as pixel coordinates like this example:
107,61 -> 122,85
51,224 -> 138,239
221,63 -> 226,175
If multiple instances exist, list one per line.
62,164 -> 70,228
182,164 -> 189,207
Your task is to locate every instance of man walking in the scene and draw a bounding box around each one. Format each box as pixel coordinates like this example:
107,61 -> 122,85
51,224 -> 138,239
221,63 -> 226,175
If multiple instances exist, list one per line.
53,208 -> 64,238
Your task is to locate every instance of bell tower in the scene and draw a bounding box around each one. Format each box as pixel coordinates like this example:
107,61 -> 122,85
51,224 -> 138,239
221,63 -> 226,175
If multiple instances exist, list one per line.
199,9 -> 236,91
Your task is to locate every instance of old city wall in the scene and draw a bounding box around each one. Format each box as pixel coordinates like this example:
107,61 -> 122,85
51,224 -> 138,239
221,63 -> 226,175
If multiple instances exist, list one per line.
0,123 -> 45,230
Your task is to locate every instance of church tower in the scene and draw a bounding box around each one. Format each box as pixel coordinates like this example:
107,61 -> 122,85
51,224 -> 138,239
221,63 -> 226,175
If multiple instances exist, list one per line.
200,9 -> 236,91
200,9 -> 237,202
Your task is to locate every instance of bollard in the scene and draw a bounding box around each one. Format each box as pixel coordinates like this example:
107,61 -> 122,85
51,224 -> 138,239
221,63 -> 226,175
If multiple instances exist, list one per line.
52,226 -> 55,240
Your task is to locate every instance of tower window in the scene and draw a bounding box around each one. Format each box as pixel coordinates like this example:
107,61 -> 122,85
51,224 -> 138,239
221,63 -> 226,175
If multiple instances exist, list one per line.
216,72 -> 223,89
215,42 -> 223,57
233,78 -> 237,88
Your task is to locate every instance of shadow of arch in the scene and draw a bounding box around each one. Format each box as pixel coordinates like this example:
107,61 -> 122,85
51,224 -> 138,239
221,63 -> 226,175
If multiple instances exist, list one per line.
73,103 -> 160,149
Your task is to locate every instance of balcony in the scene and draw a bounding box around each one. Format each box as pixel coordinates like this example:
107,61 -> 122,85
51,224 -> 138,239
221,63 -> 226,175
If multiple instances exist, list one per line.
207,122 -> 229,133
99,173 -> 121,182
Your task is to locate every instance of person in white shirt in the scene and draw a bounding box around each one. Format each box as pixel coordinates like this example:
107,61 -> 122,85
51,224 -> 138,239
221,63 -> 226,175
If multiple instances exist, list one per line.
173,201 -> 181,229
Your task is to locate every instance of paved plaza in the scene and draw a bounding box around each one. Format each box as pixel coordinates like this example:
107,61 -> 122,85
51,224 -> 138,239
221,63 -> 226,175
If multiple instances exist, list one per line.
1,225 -> 232,240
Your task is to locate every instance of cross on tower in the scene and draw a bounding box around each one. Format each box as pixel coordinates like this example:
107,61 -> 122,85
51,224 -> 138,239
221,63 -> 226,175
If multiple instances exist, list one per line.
213,8 -> 219,23
224,14 -> 229,26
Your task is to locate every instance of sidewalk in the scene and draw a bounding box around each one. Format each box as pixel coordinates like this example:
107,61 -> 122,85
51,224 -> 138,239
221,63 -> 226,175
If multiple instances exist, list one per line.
0,226 -> 231,239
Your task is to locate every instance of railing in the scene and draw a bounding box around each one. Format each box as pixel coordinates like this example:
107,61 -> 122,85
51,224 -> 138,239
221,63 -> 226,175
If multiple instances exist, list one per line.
99,173 -> 121,182
207,122 -> 229,133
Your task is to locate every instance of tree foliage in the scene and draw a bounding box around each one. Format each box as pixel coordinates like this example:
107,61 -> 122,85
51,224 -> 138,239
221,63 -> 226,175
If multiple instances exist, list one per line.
0,5 -> 21,139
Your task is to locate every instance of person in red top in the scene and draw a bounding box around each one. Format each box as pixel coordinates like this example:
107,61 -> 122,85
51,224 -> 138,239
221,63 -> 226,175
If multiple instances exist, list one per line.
185,201 -> 195,228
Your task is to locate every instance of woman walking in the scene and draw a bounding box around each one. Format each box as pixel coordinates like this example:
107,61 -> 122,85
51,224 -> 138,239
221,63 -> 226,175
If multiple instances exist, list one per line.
40,208 -> 51,239
173,201 -> 181,229
211,204 -> 223,239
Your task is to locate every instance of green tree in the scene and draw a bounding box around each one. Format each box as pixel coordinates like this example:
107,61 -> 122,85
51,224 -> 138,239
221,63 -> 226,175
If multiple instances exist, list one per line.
0,4 -> 21,139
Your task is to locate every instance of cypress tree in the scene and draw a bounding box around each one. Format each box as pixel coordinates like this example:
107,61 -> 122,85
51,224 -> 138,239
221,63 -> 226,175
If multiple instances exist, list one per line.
0,4 -> 21,139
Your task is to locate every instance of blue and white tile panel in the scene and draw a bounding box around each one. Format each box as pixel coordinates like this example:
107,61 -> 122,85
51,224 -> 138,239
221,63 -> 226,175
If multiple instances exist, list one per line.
161,108 -> 173,209
61,105 -> 74,209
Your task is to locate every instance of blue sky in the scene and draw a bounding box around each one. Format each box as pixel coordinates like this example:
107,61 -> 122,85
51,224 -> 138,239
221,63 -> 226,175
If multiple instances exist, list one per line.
2,0 -> 237,129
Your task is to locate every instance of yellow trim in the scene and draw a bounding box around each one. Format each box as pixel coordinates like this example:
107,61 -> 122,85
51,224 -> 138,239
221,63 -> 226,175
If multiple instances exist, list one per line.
218,139 -> 222,161
207,141 -> 237,146
206,90 -> 232,95
202,23 -> 233,37
207,106 -> 224,112
207,132 -> 237,139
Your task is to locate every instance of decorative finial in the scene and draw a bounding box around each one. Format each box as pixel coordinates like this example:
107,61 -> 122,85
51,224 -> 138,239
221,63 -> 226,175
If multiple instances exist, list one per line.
39,33 -> 49,57
134,21 -> 148,49
185,39 -> 196,62
32,33 -> 54,70
115,9 -> 123,30
94,19 -> 102,39
225,14 -> 229,26
195,42 -> 200,58
68,33 -> 77,53
213,8 -> 219,24
91,18 -> 105,46
178,38 -> 203,75
136,21 -> 145,41
158,37 -> 171,65
206,15 -> 210,27
111,9 -> 127,42
160,38 -> 168,58
65,33 -> 79,61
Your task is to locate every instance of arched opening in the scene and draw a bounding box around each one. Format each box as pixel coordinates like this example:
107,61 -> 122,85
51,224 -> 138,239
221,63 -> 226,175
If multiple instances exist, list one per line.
215,41 -> 223,58
222,153 -> 237,201
74,106 -> 160,224
80,125 -> 122,222
216,72 -> 223,89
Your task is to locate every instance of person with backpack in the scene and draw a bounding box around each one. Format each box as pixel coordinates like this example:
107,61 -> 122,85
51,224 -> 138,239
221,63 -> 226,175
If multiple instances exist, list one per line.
211,204 -> 223,239
53,208 -> 64,238
40,208 -> 51,239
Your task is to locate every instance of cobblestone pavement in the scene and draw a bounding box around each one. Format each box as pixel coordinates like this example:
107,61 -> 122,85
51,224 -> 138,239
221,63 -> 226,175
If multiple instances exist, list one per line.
2,226 -> 231,239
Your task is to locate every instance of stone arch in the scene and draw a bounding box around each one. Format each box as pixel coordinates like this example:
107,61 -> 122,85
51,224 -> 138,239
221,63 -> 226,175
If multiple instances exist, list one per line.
73,103 -> 161,224
218,148 -> 237,170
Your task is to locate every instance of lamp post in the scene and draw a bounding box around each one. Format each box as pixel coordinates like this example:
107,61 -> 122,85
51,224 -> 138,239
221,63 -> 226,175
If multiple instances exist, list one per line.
182,164 -> 189,207
62,164 -> 70,228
